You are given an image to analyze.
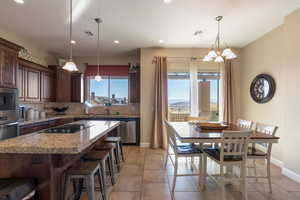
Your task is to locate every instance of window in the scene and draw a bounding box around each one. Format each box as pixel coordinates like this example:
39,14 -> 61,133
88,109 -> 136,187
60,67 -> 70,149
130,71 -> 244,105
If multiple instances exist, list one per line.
89,76 -> 129,105
168,71 -> 220,122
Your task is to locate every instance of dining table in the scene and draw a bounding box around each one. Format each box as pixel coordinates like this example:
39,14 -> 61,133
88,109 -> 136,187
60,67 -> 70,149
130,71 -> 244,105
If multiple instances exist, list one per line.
168,121 -> 280,144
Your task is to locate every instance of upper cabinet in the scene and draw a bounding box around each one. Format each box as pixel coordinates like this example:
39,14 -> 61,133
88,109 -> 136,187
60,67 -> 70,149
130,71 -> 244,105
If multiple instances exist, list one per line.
129,70 -> 140,103
0,38 -> 22,89
18,59 -> 55,102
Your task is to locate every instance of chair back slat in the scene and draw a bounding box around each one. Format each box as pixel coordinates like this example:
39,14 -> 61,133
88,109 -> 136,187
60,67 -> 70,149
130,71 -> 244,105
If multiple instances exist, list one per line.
237,119 -> 253,129
254,123 -> 278,155
221,130 -> 252,161
164,120 -> 178,151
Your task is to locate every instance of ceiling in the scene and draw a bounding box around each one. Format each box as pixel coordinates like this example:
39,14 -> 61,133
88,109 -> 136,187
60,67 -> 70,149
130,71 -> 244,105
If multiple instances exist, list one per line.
0,0 -> 299,57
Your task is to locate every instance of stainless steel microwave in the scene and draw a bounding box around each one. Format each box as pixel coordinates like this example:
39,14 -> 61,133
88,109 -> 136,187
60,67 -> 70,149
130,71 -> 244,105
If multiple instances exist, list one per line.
0,88 -> 18,124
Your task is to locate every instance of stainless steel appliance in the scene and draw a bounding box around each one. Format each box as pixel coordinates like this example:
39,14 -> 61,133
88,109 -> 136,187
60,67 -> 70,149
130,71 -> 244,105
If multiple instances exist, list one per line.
0,88 -> 19,124
0,88 -> 19,140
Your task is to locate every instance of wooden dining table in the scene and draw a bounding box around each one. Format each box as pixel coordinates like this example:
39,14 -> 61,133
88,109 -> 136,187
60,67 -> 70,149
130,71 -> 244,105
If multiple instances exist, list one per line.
168,122 -> 280,144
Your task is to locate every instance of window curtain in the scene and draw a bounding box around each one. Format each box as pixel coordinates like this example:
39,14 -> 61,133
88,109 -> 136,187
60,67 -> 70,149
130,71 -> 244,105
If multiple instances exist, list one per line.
220,60 -> 234,123
151,56 -> 168,149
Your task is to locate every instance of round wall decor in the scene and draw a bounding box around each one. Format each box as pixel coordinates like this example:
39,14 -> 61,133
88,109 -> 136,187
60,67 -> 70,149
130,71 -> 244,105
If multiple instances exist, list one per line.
250,74 -> 276,104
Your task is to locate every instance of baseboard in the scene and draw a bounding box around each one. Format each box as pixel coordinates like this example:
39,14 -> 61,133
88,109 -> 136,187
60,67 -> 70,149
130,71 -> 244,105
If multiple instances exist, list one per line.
282,167 -> 300,183
140,143 -> 150,148
271,156 -> 284,168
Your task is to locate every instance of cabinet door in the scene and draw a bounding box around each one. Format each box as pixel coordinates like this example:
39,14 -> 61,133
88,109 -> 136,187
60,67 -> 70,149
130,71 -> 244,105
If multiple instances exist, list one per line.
1,49 -> 17,88
71,73 -> 82,102
56,69 -> 71,102
129,71 -> 140,103
25,67 -> 41,101
41,71 -> 55,102
17,65 -> 25,101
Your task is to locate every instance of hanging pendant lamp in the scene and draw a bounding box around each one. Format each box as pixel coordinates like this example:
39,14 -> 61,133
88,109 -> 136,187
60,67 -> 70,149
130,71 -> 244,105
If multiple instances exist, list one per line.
203,16 -> 237,63
94,18 -> 102,82
63,0 -> 78,71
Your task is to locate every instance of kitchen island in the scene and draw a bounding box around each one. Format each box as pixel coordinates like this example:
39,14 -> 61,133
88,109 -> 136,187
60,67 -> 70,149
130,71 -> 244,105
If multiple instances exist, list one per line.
0,120 -> 120,200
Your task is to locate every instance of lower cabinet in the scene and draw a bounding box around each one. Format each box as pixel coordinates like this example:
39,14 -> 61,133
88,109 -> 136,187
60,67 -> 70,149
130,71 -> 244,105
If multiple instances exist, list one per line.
19,118 -> 74,135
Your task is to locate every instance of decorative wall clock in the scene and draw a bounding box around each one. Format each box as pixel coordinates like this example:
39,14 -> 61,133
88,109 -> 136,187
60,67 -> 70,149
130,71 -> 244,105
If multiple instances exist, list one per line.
250,74 -> 276,104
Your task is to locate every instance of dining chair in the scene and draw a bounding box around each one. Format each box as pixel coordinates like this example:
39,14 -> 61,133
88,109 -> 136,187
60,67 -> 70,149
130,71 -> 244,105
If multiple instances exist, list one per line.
247,123 -> 278,193
164,120 -> 203,197
202,130 -> 252,200
237,119 -> 254,129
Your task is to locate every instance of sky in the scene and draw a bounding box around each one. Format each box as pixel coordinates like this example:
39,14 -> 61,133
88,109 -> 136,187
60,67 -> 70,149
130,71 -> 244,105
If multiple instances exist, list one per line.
91,78 -> 128,99
168,79 -> 219,104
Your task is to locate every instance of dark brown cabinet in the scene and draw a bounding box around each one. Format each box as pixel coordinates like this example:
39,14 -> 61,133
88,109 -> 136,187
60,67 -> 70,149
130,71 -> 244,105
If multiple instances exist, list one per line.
25,67 -> 41,101
41,71 -> 55,102
17,65 -> 26,101
0,38 -> 22,89
71,72 -> 82,102
56,68 -> 71,102
129,70 -> 140,103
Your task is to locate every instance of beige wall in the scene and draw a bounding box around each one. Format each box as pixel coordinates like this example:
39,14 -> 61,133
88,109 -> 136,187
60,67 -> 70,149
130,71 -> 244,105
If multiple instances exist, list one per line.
0,28 -> 56,66
140,48 -> 241,145
240,8 -> 300,176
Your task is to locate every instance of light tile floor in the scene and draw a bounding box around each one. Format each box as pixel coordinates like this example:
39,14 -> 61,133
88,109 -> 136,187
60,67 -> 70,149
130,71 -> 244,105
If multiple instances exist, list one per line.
81,146 -> 300,200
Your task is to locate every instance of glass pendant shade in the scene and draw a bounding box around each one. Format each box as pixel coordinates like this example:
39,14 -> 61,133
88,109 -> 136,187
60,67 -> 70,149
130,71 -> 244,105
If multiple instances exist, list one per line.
208,50 -> 218,58
215,56 -> 224,63
226,52 -> 237,59
95,75 -> 102,82
222,48 -> 233,57
63,61 -> 78,71
203,55 -> 213,62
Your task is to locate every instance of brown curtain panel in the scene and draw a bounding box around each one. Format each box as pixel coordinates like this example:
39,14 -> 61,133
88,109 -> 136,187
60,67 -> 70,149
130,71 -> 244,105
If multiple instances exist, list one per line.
151,56 -> 168,149
223,60 -> 234,123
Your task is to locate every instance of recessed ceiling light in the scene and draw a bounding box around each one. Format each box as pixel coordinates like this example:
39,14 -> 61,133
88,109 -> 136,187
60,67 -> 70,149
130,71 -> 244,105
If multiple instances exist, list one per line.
114,40 -> 120,44
163,0 -> 172,4
70,40 -> 76,44
14,0 -> 24,4
159,40 -> 164,44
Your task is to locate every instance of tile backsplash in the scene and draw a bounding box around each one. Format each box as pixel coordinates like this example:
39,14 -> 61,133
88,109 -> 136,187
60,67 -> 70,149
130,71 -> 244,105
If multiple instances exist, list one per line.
20,102 -> 140,116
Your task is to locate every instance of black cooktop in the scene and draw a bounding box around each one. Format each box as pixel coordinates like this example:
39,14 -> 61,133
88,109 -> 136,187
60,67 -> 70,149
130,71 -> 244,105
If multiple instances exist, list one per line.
44,124 -> 89,134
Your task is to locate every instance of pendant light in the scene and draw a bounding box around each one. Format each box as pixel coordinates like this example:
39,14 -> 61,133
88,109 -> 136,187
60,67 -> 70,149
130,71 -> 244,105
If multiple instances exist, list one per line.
63,0 -> 78,71
94,18 -> 102,82
203,16 -> 237,63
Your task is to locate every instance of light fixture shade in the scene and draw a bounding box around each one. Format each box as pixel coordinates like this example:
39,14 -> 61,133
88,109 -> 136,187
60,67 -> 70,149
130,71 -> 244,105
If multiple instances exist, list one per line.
214,56 -> 224,63
208,50 -> 218,58
203,55 -> 213,62
226,52 -> 237,59
222,48 -> 233,57
95,75 -> 102,82
63,61 -> 78,71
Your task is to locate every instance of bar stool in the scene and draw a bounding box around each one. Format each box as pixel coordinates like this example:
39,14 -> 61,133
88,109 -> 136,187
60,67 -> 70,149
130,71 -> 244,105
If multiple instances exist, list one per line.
104,137 -> 125,162
84,150 -> 115,186
0,178 -> 38,200
94,143 -> 120,172
63,161 -> 105,200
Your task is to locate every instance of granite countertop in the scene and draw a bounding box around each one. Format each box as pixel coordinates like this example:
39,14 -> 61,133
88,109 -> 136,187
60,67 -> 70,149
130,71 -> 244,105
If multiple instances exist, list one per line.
0,120 -> 120,154
19,114 -> 140,126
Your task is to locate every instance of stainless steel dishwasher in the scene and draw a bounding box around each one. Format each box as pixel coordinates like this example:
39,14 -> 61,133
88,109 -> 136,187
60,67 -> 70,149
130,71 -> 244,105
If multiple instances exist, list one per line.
118,120 -> 137,144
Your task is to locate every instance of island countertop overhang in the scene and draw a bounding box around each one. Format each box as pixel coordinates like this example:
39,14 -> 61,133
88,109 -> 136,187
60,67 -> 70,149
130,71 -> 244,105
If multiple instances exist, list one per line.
0,120 -> 120,154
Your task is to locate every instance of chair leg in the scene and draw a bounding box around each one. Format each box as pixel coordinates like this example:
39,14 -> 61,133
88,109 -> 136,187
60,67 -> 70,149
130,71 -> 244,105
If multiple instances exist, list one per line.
241,162 -> 248,200
119,141 -> 125,162
96,168 -> 106,200
100,161 -> 107,199
201,154 -> 207,190
164,145 -> 169,169
253,159 -> 258,182
220,165 -> 225,200
114,147 -> 121,172
198,155 -> 202,187
171,156 -> 178,197
107,154 -> 115,185
86,175 -> 95,200
267,158 -> 272,193
63,175 -> 71,200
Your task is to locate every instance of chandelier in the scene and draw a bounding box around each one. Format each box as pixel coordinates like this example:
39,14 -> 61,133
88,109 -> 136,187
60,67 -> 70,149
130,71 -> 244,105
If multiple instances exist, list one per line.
63,0 -> 79,71
203,16 -> 237,63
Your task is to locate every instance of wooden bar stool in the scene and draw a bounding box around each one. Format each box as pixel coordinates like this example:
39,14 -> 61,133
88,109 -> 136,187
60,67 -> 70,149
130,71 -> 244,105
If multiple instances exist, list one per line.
104,137 -> 125,162
94,143 -> 120,172
63,161 -> 105,200
84,150 -> 115,186
0,178 -> 38,200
